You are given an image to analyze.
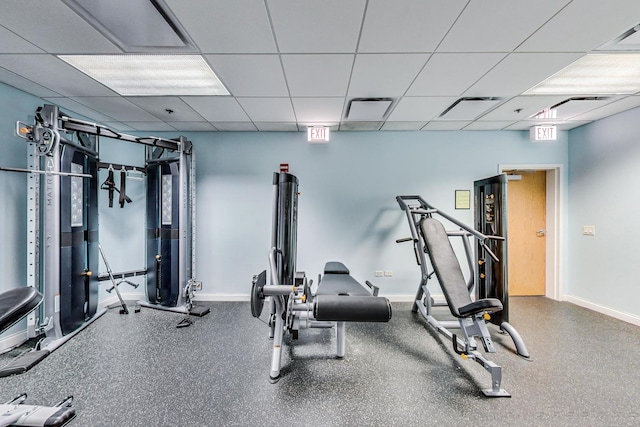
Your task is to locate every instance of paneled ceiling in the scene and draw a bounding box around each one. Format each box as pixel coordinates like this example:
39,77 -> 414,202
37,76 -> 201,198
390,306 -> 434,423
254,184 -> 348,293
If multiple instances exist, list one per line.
1,0 -> 640,132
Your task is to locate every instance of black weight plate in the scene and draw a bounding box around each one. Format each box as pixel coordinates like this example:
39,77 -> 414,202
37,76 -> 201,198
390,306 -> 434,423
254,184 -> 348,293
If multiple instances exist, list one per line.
251,270 -> 267,318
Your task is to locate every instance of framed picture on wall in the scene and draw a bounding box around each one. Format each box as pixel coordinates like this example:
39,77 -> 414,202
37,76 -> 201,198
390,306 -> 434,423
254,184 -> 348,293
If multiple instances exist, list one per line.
455,190 -> 470,209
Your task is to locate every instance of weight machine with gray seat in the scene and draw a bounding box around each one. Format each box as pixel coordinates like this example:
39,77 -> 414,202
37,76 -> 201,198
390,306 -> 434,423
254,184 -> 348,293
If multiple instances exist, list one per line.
396,195 -> 528,397
0,287 -> 75,426
251,172 -> 392,382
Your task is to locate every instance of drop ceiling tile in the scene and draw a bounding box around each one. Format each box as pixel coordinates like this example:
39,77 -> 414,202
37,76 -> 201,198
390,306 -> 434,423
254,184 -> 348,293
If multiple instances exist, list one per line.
124,122 -> 177,131
570,95 -> 640,121
422,121 -> 471,130
438,0 -> 571,52
0,68 -> 61,98
291,98 -> 345,123
348,54 -> 429,98
237,98 -> 295,122
70,97 -> 160,121
407,53 -> 507,97
167,122 -> 217,131
298,123 -> 340,131
101,121 -> 136,132
0,54 -> 118,96
282,54 -> 353,97
359,0 -> 467,52
43,97 -> 117,122
0,26 -> 43,53
126,97 -> 204,121
268,0 -> 365,53
479,95 -> 568,121
502,121 -> 540,131
255,122 -> 299,131
380,121 -> 427,131
463,121 -> 515,130
556,121 -> 592,130
386,97 -> 457,121
205,55 -> 288,97
212,122 -> 258,131
0,0 -> 120,54
519,0 -> 640,52
464,53 -> 584,97
181,97 -> 250,122
339,121 -> 383,131
504,120 -> 592,131
165,0 -> 276,53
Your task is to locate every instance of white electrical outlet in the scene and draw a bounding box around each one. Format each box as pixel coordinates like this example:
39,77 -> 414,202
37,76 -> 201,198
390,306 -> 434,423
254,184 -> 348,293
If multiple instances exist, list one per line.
375,271 -> 384,277
583,225 -> 595,236
384,270 -> 393,277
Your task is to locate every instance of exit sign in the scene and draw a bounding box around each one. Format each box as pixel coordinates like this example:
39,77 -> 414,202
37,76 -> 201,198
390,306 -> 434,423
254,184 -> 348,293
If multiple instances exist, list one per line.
307,126 -> 330,142
530,125 -> 557,141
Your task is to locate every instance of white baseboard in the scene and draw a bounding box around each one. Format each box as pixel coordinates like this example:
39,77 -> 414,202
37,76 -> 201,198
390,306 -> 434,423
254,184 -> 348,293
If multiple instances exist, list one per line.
565,295 -> 640,327
98,293 -> 427,305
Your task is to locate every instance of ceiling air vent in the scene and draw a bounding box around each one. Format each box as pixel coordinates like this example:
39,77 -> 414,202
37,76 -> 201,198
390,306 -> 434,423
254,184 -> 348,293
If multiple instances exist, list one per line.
532,97 -> 611,120
62,0 -> 197,52
345,98 -> 394,121
439,97 -> 502,120
598,24 -> 640,51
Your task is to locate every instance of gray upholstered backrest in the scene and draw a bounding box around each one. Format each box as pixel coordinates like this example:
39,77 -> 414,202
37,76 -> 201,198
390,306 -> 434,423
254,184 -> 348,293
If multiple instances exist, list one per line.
421,217 -> 471,317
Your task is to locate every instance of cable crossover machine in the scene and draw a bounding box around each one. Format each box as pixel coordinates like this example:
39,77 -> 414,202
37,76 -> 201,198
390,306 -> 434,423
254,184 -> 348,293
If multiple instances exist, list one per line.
0,104 -> 206,377
396,193 -> 529,397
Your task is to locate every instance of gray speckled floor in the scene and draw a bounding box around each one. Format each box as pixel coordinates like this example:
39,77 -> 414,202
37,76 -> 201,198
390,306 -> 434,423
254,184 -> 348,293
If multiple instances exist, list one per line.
1,298 -> 639,426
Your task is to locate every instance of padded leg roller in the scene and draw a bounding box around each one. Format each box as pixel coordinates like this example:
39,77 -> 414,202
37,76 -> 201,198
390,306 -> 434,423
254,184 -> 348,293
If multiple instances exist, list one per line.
314,296 -> 392,322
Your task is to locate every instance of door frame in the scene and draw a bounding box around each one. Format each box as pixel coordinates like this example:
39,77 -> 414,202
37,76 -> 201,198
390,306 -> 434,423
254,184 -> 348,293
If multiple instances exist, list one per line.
498,164 -> 563,301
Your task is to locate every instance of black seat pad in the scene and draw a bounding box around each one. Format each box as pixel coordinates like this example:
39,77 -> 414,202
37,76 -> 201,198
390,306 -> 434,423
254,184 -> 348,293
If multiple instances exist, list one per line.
316,262 -> 371,297
0,287 -> 43,333
421,218 -> 502,318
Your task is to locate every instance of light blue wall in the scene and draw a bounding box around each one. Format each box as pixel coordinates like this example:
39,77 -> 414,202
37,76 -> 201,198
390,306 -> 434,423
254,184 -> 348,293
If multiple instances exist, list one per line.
187,130 -> 569,297
95,139 -> 147,299
0,83 -> 47,335
568,106 -> 640,317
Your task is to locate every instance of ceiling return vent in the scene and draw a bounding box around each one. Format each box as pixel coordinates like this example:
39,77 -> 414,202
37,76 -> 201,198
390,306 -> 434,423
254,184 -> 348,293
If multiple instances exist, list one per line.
439,97 -> 502,120
345,98 -> 394,121
532,97 -> 611,120
598,23 -> 640,51
62,0 -> 197,52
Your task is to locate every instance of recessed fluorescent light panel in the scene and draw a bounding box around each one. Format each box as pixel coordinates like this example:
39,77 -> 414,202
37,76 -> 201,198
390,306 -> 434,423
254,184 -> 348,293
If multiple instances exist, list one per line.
439,97 -> 502,120
58,55 -> 229,96
525,54 -> 640,95
62,0 -> 196,52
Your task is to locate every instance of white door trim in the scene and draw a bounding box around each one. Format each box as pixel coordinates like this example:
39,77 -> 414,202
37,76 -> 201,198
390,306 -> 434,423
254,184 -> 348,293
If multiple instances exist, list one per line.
498,164 -> 563,301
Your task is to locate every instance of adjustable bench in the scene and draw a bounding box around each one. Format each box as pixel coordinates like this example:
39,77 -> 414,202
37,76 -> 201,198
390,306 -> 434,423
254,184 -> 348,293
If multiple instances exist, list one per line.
0,287 -> 76,426
397,194 -> 529,397
418,217 -> 510,397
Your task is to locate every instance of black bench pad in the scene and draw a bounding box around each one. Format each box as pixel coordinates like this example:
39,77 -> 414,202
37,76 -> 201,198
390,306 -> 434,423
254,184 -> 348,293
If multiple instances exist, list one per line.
314,262 -> 391,322
317,262 -> 371,296
324,261 -> 350,275
0,287 -> 43,333
315,295 -> 392,322
458,298 -> 503,317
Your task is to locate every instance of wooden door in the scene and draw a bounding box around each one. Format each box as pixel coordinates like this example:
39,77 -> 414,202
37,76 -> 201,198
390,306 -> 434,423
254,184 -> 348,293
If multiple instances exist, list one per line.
507,171 -> 546,296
